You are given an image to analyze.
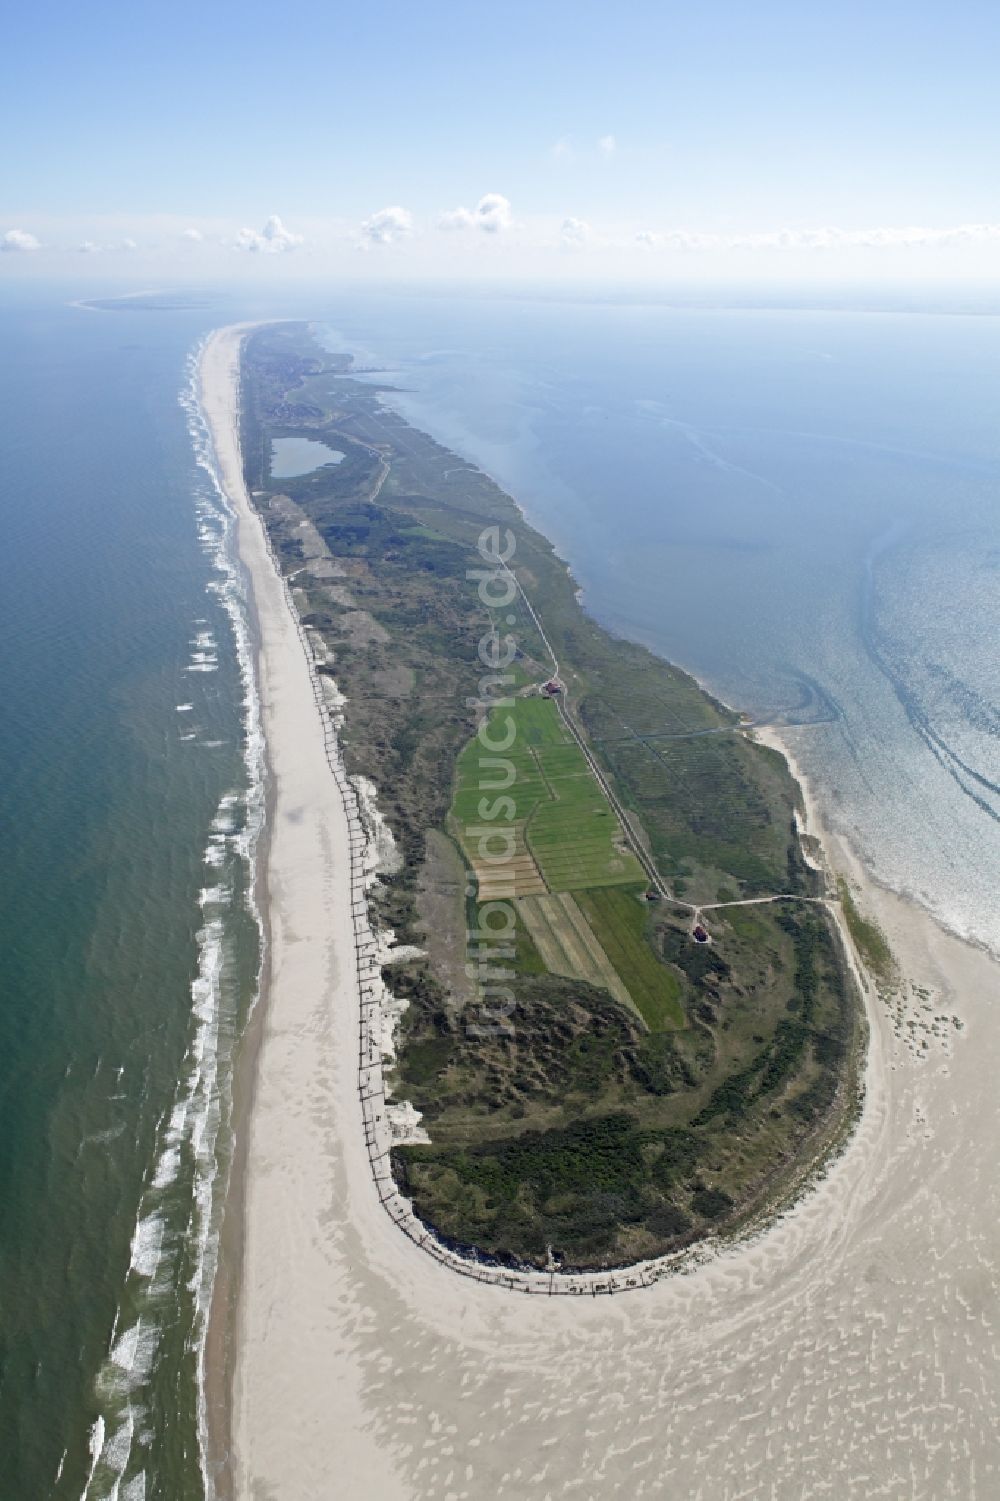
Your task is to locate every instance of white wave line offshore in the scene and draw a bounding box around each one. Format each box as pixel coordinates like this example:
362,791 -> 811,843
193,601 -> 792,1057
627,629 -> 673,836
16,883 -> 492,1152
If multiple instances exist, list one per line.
78,341 -> 268,1501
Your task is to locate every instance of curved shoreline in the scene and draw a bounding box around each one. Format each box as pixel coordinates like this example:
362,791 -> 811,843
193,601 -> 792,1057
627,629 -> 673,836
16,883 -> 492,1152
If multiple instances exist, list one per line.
201,324 -> 1000,1500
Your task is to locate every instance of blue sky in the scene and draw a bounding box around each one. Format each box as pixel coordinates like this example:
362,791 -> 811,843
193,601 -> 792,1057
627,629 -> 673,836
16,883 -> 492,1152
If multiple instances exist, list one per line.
4,0 -> 1000,282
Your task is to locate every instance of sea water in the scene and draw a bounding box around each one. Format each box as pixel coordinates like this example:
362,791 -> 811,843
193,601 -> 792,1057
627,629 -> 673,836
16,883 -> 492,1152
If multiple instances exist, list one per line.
0,289 -> 262,1499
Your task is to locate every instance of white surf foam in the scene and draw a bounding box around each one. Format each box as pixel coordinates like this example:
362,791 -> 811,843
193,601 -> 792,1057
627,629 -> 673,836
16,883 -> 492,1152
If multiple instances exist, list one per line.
81,341 -> 269,1501
128,1214 -> 166,1281
179,335 -> 268,1500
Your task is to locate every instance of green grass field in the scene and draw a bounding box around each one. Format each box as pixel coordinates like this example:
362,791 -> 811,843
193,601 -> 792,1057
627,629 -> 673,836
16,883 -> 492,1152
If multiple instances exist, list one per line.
449,696 -> 683,1029
576,886 -> 686,1029
451,696 -> 644,891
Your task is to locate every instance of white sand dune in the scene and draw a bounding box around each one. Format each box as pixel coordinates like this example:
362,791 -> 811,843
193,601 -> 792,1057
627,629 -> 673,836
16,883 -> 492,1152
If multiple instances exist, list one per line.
200,325 -> 1000,1501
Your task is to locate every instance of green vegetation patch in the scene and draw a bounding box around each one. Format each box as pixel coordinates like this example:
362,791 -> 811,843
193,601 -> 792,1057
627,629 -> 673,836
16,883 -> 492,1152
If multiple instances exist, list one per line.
838,879 -> 895,982
576,886 -> 685,1031
451,696 -> 644,893
394,1113 -> 699,1264
515,893 -> 634,1014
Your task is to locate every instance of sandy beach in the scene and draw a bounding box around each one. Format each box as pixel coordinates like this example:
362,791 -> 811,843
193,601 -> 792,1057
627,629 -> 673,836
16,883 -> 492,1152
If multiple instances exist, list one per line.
201,324 -> 1000,1500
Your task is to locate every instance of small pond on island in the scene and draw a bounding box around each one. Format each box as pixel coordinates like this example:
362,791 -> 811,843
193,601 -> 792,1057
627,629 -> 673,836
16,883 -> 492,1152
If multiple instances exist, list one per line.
270,436 -> 345,478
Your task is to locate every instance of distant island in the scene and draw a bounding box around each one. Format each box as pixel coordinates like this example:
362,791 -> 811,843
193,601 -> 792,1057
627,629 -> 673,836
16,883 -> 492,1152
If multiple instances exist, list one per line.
237,322 -> 864,1271
76,290 -> 221,312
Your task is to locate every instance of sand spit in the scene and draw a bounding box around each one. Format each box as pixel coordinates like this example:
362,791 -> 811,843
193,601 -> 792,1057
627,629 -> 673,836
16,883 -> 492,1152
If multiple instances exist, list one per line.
201,326 -> 1000,1500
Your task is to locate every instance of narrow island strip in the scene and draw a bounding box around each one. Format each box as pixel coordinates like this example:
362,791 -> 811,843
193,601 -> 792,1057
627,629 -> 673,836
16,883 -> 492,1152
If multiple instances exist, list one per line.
227,319 -> 869,1271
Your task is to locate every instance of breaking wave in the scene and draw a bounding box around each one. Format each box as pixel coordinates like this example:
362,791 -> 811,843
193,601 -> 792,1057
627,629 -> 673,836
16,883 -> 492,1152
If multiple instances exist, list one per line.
80,340 -> 266,1501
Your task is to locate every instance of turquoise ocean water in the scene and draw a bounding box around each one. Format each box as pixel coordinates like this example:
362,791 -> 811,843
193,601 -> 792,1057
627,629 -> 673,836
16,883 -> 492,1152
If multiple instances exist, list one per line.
0,291 -> 263,1499
0,283 -> 997,1497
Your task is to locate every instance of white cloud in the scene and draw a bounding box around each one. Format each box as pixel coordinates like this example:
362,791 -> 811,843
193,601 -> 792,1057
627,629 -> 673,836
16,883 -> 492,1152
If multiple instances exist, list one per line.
260,213 -> 302,249
439,193 -> 512,236
550,136 -> 574,162
822,222 -> 1000,249
361,204 -> 413,245
2,228 -> 40,252
182,227 -> 203,242
78,240 -> 100,254
438,207 -> 474,231
121,238 -> 137,251
235,214 -> 303,253
633,221 -> 1000,253
561,216 -> 589,246
597,134 -> 616,158
475,194 -> 512,233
